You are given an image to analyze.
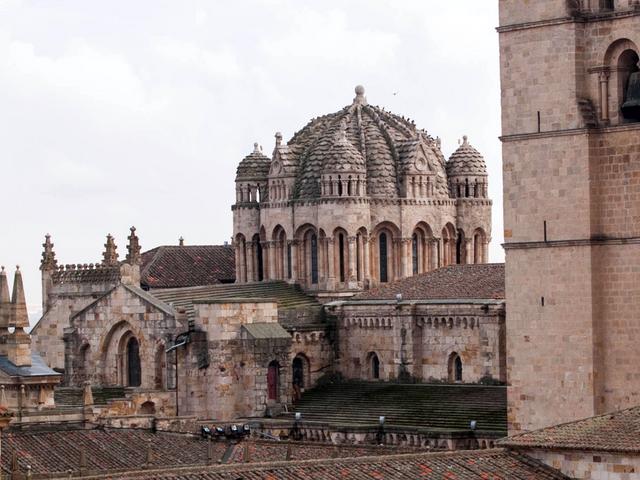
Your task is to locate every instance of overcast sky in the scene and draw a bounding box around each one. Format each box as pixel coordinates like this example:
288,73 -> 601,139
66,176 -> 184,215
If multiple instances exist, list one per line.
1,0 -> 502,323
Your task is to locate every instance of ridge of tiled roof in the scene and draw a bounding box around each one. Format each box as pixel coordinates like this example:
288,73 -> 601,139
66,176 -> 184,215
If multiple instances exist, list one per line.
77,449 -> 570,480
140,245 -> 235,289
353,263 -> 505,301
447,135 -> 488,177
499,404 -> 640,453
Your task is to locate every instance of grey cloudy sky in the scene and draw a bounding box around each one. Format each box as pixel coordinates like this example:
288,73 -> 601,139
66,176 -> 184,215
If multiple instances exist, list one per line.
0,0 -> 502,323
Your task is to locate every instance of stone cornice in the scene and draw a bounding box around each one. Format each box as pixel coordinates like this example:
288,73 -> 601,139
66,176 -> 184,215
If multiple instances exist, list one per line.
503,236 -> 640,250
497,9 -> 640,33
500,122 -> 640,143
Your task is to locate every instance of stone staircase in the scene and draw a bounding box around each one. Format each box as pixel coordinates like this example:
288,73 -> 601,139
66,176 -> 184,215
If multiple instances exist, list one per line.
280,382 -> 507,434
54,387 -> 128,407
152,281 -> 322,324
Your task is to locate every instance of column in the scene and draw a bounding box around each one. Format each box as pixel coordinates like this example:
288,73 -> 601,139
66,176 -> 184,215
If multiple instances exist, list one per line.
429,239 -> 438,271
363,234 -> 371,286
234,244 -> 241,283
246,241 -> 254,282
347,236 -> 357,284
599,71 -> 610,123
465,239 -> 473,265
400,238 -> 411,278
290,241 -> 298,282
326,237 -> 335,290
266,241 -> 276,280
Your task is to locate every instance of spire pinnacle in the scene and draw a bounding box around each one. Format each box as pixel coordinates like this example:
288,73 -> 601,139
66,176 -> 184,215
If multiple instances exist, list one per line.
11,266 -> 28,329
126,226 -> 141,265
179,236 -> 184,246
253,142 -> 260,154
40,234 -> 58,271
335,118 -> 349,144
102,234 -> 119,266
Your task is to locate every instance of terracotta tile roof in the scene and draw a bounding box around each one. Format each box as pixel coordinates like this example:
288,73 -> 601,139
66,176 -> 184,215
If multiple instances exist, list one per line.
80,449 -> 570,479
140,245 -> 235,289
353,264 -> 505,301
499,405 -> 640,453
0,430 -> 412,477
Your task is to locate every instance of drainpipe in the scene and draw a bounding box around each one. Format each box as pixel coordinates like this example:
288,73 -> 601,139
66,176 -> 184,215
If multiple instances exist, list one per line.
166,332 -> 190,417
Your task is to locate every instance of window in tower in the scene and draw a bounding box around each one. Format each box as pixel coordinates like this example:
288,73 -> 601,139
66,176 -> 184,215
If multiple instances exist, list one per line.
379,233 -> 388,283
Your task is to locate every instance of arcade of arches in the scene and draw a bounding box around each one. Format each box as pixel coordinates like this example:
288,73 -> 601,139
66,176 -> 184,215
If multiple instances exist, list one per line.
234,223 -> 489,290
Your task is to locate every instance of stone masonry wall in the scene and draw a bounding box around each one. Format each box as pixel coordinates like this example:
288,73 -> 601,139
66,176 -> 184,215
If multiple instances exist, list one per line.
335,302 -> 505,383
527,448 -> 640,480
178,301 -> 292,421
67,284 -> 176,389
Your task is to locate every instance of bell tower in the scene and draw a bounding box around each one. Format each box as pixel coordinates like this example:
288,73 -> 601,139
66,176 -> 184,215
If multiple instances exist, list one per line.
499,0 -> 640,434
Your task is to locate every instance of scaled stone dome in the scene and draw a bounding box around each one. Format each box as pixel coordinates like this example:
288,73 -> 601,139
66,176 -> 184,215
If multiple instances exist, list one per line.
283,86 -> 449,199
446,136 -> 487,177
236,143 -> 270,180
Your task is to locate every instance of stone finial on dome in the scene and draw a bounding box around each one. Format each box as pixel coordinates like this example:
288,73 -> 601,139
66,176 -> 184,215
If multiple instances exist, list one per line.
40,234 -> 58,271
253,142 -> 260,153
102,234 -> 119,267
353,85 -> 367,106
275,132 -> 283,147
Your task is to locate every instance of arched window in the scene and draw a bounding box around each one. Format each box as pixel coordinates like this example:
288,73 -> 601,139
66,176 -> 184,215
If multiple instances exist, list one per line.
337,175 -> 343,196
456,230 -> 466,265
448,353 -> 462,383
370,353 -> 380,380
620,49 -> 640,121
600,0 -> 614,10
310,233 -> 318,284
379,233 -> 388,283
338,233 -> 346,283
287,243 -> 292,279
267,361 -> 280,401
255,236 -> 264,281
412,233 -> 419,275
127,337 -> 141,387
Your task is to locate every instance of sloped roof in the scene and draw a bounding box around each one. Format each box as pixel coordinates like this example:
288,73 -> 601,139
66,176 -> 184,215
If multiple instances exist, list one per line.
242,322 -> 291,340
150,281 -> 320,322
75,449 -> 569,480
500,405 -> 640,453
353,264 -> 505,301
140,245 -> 235,289
0,353 -> 61,378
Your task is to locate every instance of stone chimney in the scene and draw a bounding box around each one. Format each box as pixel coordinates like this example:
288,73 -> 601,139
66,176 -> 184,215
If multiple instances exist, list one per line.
7,267 -> 31,367
40,234 -> 58,313
121,227 -> 141,285
102,234 -> 119,266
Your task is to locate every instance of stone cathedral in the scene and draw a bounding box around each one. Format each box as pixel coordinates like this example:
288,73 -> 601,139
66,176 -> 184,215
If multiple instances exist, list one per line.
232,86 -> 492,298
25,85 -> 502,424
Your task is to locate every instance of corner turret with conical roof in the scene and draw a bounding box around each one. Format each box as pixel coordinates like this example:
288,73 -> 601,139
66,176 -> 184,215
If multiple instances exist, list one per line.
446,135 -> 488,198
